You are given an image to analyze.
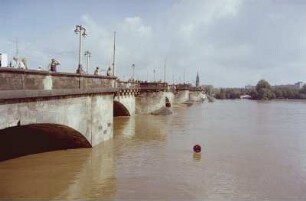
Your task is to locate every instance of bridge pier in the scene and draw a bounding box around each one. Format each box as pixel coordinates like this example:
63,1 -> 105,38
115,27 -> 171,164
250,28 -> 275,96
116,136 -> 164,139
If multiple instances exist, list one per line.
174,90 -> 190,104
189,90 -> 206,102
114,90 -> 137,117
135,91 -> 174,114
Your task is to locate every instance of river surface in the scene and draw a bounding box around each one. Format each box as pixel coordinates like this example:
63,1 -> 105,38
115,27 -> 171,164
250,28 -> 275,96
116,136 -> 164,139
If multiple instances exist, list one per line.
1,100 -> 306,200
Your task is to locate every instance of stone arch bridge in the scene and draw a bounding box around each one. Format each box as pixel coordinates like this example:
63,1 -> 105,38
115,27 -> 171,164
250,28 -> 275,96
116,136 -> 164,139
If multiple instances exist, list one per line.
0,68 -> 204,161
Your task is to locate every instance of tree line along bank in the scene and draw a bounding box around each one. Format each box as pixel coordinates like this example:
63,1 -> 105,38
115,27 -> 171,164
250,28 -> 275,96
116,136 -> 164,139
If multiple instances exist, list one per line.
204,80 -> 306,100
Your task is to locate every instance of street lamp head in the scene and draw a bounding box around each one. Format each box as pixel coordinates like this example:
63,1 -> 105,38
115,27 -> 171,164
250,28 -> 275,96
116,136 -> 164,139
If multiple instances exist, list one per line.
75,25 -> 87,35
74,25 -> 80,34
81,27 -> 87,37
84,51 -> 91,57
76,25 -> 81,30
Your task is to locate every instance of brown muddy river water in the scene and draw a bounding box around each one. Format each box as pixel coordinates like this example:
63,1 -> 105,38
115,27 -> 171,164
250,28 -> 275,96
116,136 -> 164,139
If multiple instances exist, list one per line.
1,100 -> 306,200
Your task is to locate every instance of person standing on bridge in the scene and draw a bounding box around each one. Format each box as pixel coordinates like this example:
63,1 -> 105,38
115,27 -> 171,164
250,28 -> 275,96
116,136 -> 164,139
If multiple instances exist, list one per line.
49,58 -> 60,72
106,67 -> 112,76
94,67 -> 100,75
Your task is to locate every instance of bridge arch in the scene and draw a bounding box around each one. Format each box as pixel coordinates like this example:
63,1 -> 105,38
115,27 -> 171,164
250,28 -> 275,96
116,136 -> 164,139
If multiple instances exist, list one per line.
0,123 -> 91,161
113,100 -> 131,117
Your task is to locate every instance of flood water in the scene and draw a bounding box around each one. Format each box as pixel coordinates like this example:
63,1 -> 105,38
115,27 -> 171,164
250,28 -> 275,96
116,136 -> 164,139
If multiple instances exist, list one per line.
1,100 -> 306,200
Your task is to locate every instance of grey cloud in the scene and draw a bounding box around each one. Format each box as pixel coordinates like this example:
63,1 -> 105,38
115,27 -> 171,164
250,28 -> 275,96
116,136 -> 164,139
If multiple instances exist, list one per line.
2,0 -> 306,87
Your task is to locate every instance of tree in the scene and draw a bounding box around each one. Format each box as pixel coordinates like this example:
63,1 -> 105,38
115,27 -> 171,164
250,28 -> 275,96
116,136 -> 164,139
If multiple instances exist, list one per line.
203,85 -> 214,96
216,88 -> 226,99
257,88 -> 275,100
256,79 -> 272,91
273,88 -> 284,98
214,88 -> 242,99
249,89 -> 258,99
300,85 -> 306,94
254,79 -> 275,100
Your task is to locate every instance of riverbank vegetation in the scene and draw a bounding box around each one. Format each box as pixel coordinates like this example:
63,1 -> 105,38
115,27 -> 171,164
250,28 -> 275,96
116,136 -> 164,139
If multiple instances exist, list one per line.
213,79 -> 306,100
214,88 -> 245,99
251,79 -> 306,100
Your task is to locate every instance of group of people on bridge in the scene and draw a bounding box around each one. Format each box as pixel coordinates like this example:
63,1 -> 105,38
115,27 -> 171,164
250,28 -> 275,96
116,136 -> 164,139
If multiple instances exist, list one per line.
2,57 -> 113,77
49,58 -> 112,76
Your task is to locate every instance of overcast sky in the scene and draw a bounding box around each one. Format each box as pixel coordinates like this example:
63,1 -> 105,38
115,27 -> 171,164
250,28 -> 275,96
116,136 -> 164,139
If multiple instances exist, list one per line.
1,0 -> 306,87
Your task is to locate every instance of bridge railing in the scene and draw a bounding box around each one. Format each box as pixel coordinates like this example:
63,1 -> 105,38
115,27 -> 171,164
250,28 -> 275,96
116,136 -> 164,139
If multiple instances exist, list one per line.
175,83 -> 192,90
117,81 -> 140,90
189,87 -> 204,91
0,67 -> 117,91
137,82 -> 168,92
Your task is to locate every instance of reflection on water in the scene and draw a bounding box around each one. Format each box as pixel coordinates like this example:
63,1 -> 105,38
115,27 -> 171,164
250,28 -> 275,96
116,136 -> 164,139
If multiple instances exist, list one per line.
193,153 -> 201,161
0,140 -> 116,200
1,100 -> 306,200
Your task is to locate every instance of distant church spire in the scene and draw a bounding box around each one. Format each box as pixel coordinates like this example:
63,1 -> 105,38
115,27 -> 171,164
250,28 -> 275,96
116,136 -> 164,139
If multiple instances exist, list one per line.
196,72 -> 200,87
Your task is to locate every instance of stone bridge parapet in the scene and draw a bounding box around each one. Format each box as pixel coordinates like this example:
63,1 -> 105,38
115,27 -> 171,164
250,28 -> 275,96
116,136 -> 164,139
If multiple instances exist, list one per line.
0,67 -> 116,91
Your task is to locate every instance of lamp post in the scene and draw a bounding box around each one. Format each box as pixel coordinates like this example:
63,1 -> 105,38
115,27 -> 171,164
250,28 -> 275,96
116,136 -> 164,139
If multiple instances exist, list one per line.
74,25 -> 87,73
131,64 -> 135,81
84,50 -> 91,74
153,69 -> 156,82
112,31 -> 116,76
183,68 -> 186,83
163,58 -> 167,83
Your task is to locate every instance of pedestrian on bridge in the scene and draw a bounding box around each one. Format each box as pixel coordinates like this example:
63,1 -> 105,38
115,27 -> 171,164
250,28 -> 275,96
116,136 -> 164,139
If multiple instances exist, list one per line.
49,59 -> 60,72
94,67 -> 100,75
106,67 -> 112,76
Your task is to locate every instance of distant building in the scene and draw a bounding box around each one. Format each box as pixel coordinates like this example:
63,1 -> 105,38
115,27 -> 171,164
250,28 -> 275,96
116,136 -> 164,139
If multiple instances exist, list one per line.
0,53 -> 8,67
196,72 -> 200,87
274,82 -> 305,90
294,82 -> 305,89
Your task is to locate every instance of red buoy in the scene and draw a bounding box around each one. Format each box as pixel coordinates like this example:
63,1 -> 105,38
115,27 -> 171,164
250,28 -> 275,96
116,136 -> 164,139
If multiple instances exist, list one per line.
193,144 -> 201,153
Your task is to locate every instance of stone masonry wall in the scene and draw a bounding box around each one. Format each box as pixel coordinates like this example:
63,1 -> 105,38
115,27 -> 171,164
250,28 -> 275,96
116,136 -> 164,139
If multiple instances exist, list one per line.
173,90 -> 190,104
114,94 -> 136,115
135,92 -> 174,114
189,91 -> 206,102
0,68 -> 115,90
0,94 -> 114,146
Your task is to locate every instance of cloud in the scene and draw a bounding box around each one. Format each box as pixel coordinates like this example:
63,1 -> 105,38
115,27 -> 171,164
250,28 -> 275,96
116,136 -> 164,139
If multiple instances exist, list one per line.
1,0 -> 306,87
122,16 -> 152,37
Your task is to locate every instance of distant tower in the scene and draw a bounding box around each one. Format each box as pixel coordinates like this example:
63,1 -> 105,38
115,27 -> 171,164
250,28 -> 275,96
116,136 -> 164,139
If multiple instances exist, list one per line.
196,72 -> 200,87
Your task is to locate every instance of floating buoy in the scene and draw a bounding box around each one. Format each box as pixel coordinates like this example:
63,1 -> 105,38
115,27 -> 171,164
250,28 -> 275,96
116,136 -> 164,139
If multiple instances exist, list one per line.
193,144 -> 201,153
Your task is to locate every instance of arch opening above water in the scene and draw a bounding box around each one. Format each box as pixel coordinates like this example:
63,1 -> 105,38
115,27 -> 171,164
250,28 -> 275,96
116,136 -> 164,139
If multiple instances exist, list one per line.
0,123 -> 91,162
113,101 -> 131,117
